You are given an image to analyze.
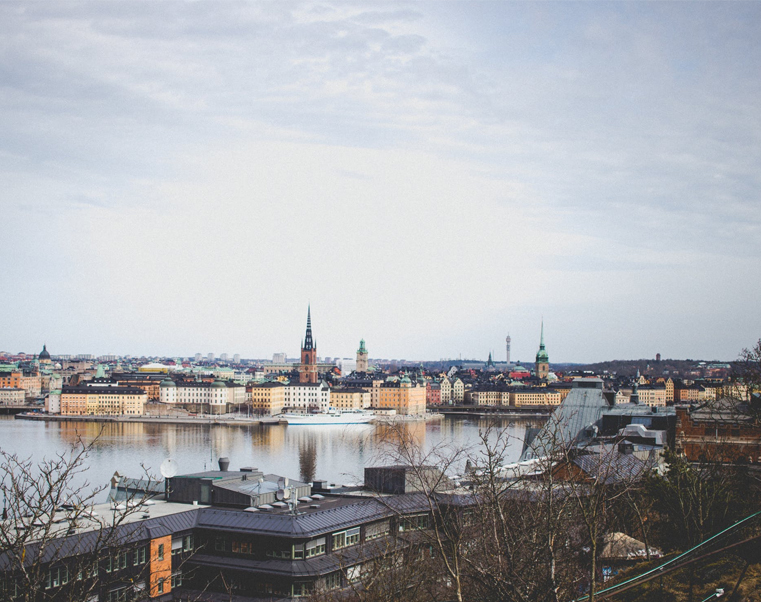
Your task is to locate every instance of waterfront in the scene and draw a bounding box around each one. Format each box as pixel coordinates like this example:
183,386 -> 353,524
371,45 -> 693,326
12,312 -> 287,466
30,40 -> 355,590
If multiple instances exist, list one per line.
0,414 -> 536,498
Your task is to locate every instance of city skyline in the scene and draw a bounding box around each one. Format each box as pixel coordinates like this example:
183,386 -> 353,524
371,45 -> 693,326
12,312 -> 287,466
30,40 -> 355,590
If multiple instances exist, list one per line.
2,3 -> 760,363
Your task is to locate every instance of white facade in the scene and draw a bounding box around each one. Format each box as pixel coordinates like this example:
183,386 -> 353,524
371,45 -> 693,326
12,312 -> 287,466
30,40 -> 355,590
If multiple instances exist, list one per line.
283,381 -> 331,412
160,381 -> 245,409
45,390 -> 61,414
336,359 -> 357,376
0,388 -> 25,406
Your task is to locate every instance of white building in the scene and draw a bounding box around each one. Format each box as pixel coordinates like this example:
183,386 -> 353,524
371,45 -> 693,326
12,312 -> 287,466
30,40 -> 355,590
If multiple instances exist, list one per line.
0,388 -> 25,406
159,379 -> 245,414
45,390 -> 61,414
233,354 -> 241,363
283,381 -> 331,412
336,358 -> 357,376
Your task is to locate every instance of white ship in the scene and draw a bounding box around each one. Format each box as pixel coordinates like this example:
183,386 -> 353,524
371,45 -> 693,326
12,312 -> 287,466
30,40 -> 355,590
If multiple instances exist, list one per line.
279,409 -> 375,425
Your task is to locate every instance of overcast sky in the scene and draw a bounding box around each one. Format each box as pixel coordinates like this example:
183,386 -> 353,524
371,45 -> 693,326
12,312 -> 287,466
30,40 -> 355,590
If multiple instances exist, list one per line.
2,2 -> 760,363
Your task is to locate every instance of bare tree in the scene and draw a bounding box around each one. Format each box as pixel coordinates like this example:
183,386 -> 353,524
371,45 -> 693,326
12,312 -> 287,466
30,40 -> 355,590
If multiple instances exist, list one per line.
461,417 -> 580,602
0,433 -> 160,602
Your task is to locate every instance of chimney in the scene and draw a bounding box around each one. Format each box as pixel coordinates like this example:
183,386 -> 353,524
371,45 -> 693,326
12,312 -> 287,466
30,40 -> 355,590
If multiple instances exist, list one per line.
218,457 -> 230,472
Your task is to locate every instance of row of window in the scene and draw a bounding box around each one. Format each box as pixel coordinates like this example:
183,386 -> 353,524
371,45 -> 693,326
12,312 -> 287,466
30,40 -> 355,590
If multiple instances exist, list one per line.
218,518 -> 407,561
44,545 -> 148,591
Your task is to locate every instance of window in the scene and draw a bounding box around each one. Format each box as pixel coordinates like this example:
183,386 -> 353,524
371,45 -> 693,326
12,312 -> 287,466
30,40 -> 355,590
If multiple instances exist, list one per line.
133,546 -> 146,566
157,578 -> 164,594
108,587 -> 127,602
215,537 -> 226,552
399,514 -> 429,532
324,572 -> 341,590
232,541 -> 253,554
183,535 -> 194,552
172,538 -> 183,555
292,543 -> 304,559
292,582 -> 311,597
171,572 -> 182,588
45,567 -> 68,589
332,527 -> 360,550
365,520 -> 390,541
158,543 -> 164,561
305,537 -> 326,558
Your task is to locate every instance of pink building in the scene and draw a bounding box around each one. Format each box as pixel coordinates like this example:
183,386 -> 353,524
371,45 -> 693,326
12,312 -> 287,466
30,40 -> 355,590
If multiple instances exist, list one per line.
426,381 -> 441,406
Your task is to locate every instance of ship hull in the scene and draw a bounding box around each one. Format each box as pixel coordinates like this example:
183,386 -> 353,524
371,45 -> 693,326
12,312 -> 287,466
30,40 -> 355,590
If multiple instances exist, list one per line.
279,412 -> 375,425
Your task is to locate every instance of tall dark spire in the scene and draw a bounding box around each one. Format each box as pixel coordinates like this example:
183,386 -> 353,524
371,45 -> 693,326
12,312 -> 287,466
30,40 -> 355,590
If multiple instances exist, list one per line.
303,305 -> 314,351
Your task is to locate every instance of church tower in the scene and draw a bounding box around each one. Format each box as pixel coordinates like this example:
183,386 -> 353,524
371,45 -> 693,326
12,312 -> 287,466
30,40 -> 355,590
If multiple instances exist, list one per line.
356,339 -> 368,373
299,306 -> 318,384
535,321 -> 550,380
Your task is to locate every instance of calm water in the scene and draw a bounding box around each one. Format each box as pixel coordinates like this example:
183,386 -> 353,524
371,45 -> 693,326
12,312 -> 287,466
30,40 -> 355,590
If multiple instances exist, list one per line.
0,415 -> 536,499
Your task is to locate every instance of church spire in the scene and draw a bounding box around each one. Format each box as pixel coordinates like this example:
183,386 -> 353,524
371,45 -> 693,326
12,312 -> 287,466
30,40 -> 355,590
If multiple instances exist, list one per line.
539,319 -> 545,351
303,305 -> 314,351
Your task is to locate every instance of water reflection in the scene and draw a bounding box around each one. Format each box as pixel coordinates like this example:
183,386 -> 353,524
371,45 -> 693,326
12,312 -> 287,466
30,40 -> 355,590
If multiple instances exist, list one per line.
298,440 -> 317,483
0,416 -> 537,498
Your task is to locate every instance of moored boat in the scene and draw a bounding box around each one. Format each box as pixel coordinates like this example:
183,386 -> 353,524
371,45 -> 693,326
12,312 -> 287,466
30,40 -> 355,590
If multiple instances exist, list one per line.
279,409 -> 375,425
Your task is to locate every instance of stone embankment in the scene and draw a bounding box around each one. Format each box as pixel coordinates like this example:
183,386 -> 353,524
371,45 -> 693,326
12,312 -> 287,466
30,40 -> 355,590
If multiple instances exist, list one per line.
15,413 -> 281,426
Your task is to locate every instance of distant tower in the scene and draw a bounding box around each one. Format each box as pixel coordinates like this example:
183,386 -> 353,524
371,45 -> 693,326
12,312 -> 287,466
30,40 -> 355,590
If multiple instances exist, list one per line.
39,344 -> 52,365
535,321 -> 549,380
299,306 -> 318,384
656,353 -> 661,362
505,334 -> 511,365
356,339 -> 369,373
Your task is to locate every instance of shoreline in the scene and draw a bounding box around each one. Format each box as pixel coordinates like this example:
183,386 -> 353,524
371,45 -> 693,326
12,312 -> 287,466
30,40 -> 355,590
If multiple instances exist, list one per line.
12,410 -> 544,427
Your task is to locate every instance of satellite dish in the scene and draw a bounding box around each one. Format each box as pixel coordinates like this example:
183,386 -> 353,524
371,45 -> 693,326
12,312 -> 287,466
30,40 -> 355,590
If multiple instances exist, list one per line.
276,489 -> 285,501
160,459 -> 179,479
283,488 -> 291,500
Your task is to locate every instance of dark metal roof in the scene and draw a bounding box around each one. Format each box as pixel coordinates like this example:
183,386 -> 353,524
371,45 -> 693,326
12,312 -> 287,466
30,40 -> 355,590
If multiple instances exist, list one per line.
195,493 -> 432,538
572,451 -> 658,485
0,508 -> 200,569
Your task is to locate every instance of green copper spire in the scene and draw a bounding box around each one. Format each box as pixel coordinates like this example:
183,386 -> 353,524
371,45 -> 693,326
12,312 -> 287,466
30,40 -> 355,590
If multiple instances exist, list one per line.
535,320 -> 549,364
358,339 -> 367,354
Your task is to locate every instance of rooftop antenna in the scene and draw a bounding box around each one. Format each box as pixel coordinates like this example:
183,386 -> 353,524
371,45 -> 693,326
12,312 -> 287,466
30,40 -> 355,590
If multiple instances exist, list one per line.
160,458 -> 179,479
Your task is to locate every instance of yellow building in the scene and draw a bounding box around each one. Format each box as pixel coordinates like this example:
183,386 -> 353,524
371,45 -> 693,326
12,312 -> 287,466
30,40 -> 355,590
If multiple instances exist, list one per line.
331,387 -> 371,411
138,363 -> 171,374
60,385 -> 147,416
249,382 -> 286,415
439,377 -> 452,404
377,377 -> 426,416
511,388 -> 561,407
466,389 -> 510,406
451,378 -> 465,404
637,385 -> 667,407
